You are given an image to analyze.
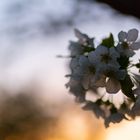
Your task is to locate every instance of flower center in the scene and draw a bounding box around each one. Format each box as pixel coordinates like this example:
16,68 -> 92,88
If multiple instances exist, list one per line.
122,42 -> 129,49
101,54 -> 111,63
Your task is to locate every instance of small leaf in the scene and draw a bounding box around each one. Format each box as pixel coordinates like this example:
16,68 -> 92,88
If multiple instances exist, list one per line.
101,33 -> 114,48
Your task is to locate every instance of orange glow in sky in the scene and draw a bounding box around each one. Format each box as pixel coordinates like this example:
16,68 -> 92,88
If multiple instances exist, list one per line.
45,105 -> 105,140
106,118 -> 140,140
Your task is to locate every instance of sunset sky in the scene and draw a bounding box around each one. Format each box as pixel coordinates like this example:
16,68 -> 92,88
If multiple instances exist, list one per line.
0,0 -> 140,140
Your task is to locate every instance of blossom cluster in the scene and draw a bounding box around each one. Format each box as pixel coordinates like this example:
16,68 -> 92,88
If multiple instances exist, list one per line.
66,28 -> 140,127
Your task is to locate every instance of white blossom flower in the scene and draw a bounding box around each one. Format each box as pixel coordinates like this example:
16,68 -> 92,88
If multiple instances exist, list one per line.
88,45 -> 122,93
67,55 -> 98,102
88,45 -> 120,72
117,28 -> 140,57
66,28 -> 140,127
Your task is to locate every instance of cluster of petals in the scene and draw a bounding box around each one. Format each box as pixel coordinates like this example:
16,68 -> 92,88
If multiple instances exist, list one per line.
66,28 -> 140,127
117,28 -> 140,57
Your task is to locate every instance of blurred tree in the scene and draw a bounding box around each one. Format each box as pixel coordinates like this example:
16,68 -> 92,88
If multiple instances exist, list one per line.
96,0 -> 140,19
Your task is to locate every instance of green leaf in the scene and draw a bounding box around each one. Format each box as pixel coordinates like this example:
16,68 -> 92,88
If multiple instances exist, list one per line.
83,46 -> 95,52
101,33 -> 114,48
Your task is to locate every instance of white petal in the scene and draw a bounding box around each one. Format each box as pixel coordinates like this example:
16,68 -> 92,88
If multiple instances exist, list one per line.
133,74 -> 140,83
118,31 -> 127,42
88,51 -> 100,65
96,45 -> 108,55
131,42 -> 140,50
124,49 -> 135,57
127,28 -> 138,42
106,78 -> 121,94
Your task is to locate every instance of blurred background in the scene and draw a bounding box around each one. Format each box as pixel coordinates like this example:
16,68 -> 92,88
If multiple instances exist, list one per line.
0,0 -> 140,140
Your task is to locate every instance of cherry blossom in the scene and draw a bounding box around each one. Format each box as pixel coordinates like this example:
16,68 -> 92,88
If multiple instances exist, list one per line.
117,28 -> 140,57
66,28 -> 140,127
